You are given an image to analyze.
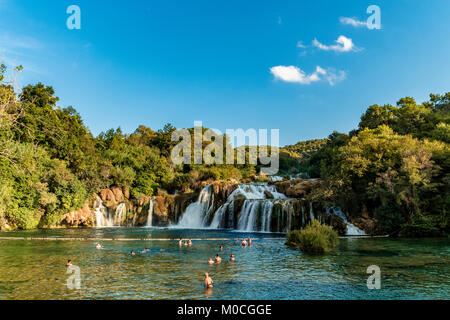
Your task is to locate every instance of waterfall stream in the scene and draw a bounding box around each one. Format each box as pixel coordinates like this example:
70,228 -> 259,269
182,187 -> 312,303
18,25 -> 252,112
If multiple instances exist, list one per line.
146,198 -> 154,227
326,207 -> 367,236
93,196 -> 127,228
176,185 -> 215,228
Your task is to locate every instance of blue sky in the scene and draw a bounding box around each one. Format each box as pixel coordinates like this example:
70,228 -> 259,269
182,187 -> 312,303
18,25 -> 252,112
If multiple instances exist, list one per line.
1,0 -> 449,146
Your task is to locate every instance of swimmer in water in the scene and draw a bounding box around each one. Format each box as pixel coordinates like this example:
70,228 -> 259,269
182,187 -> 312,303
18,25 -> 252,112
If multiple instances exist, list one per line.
96,243 -> 103,250
178,238 -> 183,247
204,273 -> 213,288
219,245 -> 223,252
230,254 -> 235,262
188,239 -> 192,247
66,259 -> 72,267
208,257 -> 214,265
241,239 -> 247,247
130,251 -> 136,256
248,237 -> 252,246
215,254 -> 222,263
145,248 -> 150,252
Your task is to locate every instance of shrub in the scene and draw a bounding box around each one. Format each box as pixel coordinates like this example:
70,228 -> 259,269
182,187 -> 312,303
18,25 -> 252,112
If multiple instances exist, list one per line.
399,215 -> 442,237
286,219 -> 339,255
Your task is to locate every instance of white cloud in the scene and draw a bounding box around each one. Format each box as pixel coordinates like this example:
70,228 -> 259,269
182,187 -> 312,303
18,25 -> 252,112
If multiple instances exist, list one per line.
296,41 -> 306,48
323,69 -> 347,86
339,17 -> 367,28
0,32 -> 44,75
0,32 -> 43,52
312,35 -> 359,52
270,65 -> 345,86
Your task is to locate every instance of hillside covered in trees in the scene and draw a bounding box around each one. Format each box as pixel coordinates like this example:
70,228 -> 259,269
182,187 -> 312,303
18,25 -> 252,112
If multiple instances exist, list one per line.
301,94 -> 450,236
0,65 -> 276,230
0,65 -> 448,236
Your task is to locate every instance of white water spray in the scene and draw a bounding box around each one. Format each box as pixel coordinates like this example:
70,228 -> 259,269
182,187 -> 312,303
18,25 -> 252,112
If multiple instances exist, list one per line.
326,207 -> 366,236
146,198 -> 154,227
176,185 -> 215,228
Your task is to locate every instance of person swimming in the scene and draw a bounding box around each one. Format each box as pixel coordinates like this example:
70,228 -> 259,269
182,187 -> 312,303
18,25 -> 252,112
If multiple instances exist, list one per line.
178,238 -> 183,247
215,254 -> 222,263
188,239 -> 192,247
130,251 -> 136,256
241,239 -> 247,247
145,248 -> 150,252
66,259 -> 72,267
230,254 -> 235,262
248,237 -> 252,246
219,245 -> 223,251
184,241 -> 188,247
208,257 -> 214,265
96,243 -> 103,250
204,273 -> 213,288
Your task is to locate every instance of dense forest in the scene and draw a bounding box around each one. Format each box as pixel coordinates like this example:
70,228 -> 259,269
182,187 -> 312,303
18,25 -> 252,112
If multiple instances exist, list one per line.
0,65 -> 448,235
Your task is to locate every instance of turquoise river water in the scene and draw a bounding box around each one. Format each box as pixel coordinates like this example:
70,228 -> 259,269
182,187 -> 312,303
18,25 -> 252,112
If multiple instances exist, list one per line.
0,227 -> 448,299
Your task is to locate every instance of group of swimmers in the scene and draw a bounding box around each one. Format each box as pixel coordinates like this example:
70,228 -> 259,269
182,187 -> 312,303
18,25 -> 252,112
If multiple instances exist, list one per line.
204,237 -> 252,288
66,237 -> 253,290
178,238 -> 192,247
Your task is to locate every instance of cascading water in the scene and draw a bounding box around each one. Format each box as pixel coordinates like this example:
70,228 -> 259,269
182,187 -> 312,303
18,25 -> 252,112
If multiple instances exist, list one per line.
326,207 -> 366,236
92,182 -> 366,235
146,198 -> 154,227
210,183 -> 288,232
93,196 -> 127,227
114,203 -> 126,226
176,185 -> 215,228
94,196 -> 111,227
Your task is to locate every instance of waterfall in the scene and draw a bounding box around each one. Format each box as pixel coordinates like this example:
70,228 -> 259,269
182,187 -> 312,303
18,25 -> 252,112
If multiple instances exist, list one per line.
309,201 -> 315,221
211,183 -> 284,232
93,197 -> 128,227
326,207 -> 366,236
146,198 -> 154,227
230,183 -> 287,200
210,202 -> 231,229
114,203 -> 126,226
237,200 -> 259,231
93,196 -> 112,227
233,183 -> 286,232
176,185 -> 215,228
260,200 -> 274,232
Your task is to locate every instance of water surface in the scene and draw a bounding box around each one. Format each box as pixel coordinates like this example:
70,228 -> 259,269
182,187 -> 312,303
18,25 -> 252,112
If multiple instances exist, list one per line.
0,228 -> 448,299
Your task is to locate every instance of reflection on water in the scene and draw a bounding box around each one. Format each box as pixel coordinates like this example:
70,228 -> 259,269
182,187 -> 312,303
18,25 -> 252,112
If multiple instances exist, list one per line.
0,228 -> 449,300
